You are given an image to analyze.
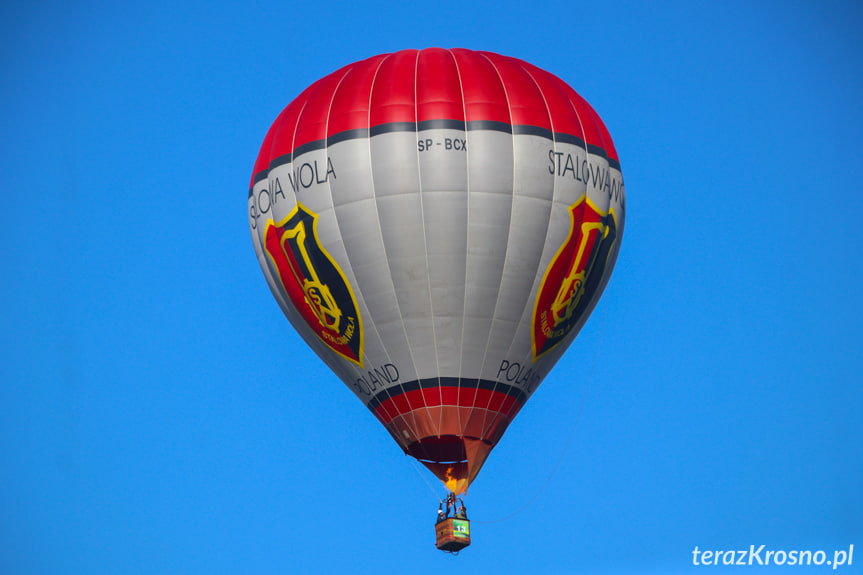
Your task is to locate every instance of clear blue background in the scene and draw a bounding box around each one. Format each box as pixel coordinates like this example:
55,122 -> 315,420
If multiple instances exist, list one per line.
2,1 -> 860,573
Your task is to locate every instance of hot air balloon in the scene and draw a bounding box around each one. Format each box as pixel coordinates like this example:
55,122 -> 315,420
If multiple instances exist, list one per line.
247,48 -> 625,523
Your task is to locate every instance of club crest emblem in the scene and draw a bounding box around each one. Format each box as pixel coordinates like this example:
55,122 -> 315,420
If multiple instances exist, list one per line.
264,203 -> 363,365
532,196 -> 618,360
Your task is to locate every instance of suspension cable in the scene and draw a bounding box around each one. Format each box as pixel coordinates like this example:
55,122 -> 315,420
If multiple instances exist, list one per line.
473,294 -> 609,524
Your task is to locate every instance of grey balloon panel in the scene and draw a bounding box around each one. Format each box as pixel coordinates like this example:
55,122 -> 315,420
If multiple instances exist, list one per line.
418,128 -> 468,192
369,132 -> 419,198
464,131 -> 514,196
460,131 -> 514,379
463,134 -> 549,382
327,140 -> 402,372
249,127 -> 625,408
481,134 -> 557,382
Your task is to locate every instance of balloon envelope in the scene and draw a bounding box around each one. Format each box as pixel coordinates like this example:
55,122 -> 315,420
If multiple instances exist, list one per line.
248,48 -> 625,494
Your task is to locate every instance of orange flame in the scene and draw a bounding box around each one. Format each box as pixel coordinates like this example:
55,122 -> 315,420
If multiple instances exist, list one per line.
444,465 -> 467,494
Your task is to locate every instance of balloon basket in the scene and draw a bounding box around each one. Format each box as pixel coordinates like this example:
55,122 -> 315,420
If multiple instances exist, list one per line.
435,517 -> 471,553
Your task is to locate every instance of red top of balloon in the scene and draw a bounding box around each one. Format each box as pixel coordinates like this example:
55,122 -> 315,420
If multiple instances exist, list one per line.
250,48 -> 619,188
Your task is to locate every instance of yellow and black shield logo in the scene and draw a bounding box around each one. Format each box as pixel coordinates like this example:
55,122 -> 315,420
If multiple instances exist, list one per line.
264,203 -> 363,365
532,197 -> 618,360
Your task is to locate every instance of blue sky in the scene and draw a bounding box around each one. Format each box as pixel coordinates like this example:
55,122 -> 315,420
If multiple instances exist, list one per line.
1,1 -> 861,573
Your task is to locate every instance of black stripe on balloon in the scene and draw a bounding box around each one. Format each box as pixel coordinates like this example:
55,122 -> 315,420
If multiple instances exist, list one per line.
586,142 -> 608,159
256,121 -> 619,181
554,131 -> 586,148
365,378 -> 528,413
291,139 -> 326,159
267,152 -> 294,171
418,119 -> 466,131
584,142 -> 622,170
327,127 -> 369,146
513,124 -> 553,139
369,121 -> 416,137
466,119 -> 512,133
